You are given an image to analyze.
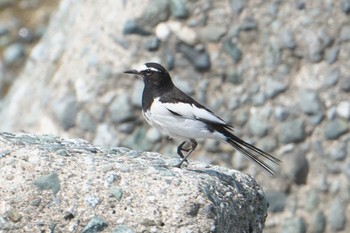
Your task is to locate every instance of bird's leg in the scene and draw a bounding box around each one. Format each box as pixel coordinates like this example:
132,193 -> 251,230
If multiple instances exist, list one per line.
176,141 -> 190,164
174,139 -> 198,168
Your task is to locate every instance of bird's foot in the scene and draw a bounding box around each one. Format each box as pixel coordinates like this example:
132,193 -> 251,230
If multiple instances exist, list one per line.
174,139 -> 198,168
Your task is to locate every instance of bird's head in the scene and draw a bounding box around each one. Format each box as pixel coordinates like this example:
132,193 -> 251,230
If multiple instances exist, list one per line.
124,62 -> 173,89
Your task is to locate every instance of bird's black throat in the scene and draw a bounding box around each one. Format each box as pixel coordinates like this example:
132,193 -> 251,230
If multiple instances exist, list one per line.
142,72 -> 174,112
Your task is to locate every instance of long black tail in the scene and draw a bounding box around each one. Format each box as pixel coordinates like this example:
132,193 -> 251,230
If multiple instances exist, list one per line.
226,134 -> 281,176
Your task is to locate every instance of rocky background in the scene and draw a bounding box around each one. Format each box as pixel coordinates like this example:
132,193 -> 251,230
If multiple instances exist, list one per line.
0,0 -> 349,232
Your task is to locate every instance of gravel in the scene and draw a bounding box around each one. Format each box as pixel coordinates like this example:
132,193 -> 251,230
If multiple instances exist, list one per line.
265,191 -> 287,213
81,216 -> 108,233
176,43 -> 211,71
327,198 -> 346,231
109,94 -> 134,123
299,89 -> 324,116
324,118 -> 349,140
169,0 -> 188,19
310,211 -> 326,233
223,39 -> 242,63
52,93 -> 78,130
3,43 -> 25,65
279,119 -> 306,144
339,76 -> 350,92
280,216 -> 307,233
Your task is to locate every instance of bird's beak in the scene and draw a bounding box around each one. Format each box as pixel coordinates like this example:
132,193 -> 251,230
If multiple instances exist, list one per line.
124,69 -> 139,75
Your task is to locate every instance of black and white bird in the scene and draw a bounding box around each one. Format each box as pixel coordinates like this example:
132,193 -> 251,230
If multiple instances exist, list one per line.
124,62 -> 281,175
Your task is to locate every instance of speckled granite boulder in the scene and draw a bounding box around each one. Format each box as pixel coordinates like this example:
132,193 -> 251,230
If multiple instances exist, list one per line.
0,133 -> 268,233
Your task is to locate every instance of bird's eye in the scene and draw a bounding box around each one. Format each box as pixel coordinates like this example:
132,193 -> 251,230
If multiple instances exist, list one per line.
145,69 -> 152,75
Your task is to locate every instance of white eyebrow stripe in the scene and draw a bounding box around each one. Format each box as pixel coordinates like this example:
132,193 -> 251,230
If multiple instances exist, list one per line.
136,64 -> 161,72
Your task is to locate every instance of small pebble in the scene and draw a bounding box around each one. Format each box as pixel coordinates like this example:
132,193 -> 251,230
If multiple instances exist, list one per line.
279,119 -> 306,144
81,216 -> 108,233
336,101 -> 350,119
265,191 -> 287,213
324,118 -> 349,140
223,39 -> 242,63
311,211 -> 326,233
280,216 -> 307,233
342,0 -> 350,14
112,225 -> 136,233
339,76 -> 350,92
155,23 -> 170,41
327,198 -> 346,231
325,46 -> 339,64
299,89 -> 324,115
324,68 -> 341,87
274,106 -> 289,121
3,43 -> 25,65
32,172 -> 61,195
145,37 -> 161,51
176,43 -> 211,71
169,0 -> 188,19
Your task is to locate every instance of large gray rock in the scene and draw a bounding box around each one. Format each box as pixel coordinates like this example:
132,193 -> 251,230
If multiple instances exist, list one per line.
0,132 -> 268,233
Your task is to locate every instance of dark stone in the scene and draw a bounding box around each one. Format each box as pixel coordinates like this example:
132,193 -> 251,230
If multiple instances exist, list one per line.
265,80 -> 288,99
305,189 -> 319,212
82,216 -> 108,233
248,115 -> 269,137
33,172 -> 61,195
3,43 -> 25,65
344,162 -> 350,179
295,0 -> 306,9
279,30 -> 296,49
328,198 -> 346,231
325,46 -> 339,64
339,76 -> 350,92
299,89 -> 324,115
265,191 -> 287,212
252,93 -> 266,106
223,39 -> 242,63
281,217 -> 307,233
275,106 -> 289,121
279,119 -> 306,144
282,151 -> 309,185
240,17 -> 257,31
324,118 -> 349,140
176,43 -> 211,71
311,211 -> 326,233
137,0 -> 170,27
164,47 -> 175,70
145,37 -> 161,51
342,0 -> 350,14
265,43 -> 280,68
123,20 -> 151,36
109,94 -> 134,123
230,0 -> 245,14
170,0 -> 188,19
227,70 -> 243,85
52,93 -> 78,130
329,142 -> 347,161
324,68 -> 341,87
340,25 -> 350,42
112,225 -> 136,233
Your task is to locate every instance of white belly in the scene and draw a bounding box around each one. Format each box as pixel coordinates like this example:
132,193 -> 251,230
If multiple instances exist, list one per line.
142,100 -> 225,141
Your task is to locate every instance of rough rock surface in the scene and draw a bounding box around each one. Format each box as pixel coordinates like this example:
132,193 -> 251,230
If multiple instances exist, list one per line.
0,132 -> 268,233
1,0 -> 350,232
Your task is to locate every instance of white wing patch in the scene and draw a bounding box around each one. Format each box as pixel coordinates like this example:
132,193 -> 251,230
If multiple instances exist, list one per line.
142,97 -> 227,140
162,101 -> 226,125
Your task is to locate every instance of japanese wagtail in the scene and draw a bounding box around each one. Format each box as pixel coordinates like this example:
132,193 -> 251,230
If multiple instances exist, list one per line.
124,62 -> 281,175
